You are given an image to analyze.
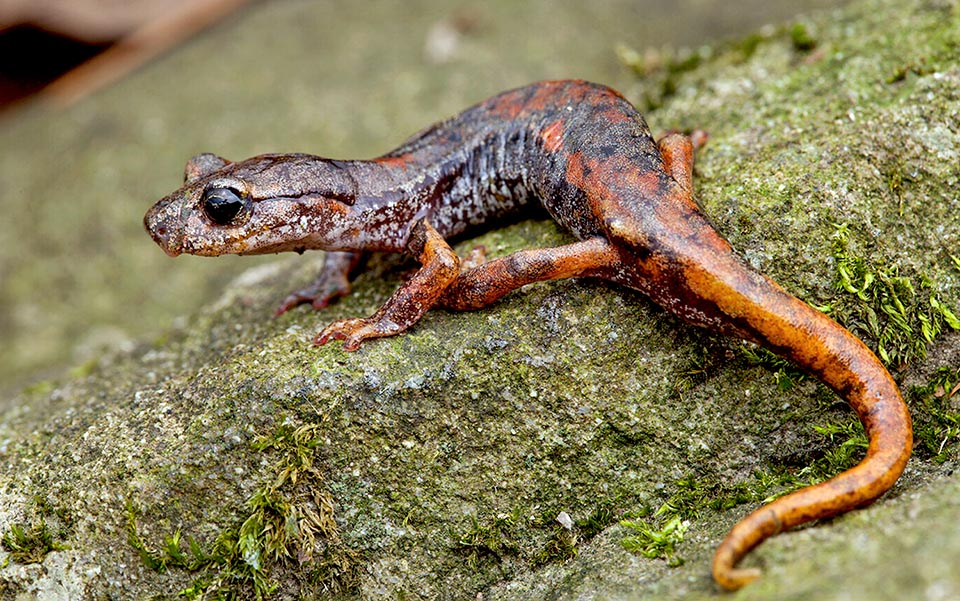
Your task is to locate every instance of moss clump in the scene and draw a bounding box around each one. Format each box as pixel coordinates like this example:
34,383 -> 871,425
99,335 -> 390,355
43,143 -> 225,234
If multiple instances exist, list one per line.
577,497 -> 619,540
1,520 -> 67,564
454,509 -> 522,569
789,22 -> 818,52
911,366 -> 960,463
1,496 -> 72,565
618,476 -> 751,568
127,502 -> 276,599
822,223 -> 960,367
739,344 -> 808,392
532,515 -> 578,566
800,421 -> 870,482
451,505 -> 590,572
620,507 -> 688,567
126,419 -> 361,599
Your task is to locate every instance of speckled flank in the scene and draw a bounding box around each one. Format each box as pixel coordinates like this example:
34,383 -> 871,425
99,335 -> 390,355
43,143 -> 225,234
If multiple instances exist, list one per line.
144,80 -> 912,591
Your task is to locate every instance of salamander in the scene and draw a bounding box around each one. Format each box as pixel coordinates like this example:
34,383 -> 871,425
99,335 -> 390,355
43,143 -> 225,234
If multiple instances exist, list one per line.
143,80 -> 912,590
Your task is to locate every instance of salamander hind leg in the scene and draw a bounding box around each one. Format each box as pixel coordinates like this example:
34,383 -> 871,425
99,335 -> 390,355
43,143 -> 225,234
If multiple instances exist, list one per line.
655,130 -> 707,194
315,220 -> 460,350
439,237 -> 621,311
591,130 -> 710,254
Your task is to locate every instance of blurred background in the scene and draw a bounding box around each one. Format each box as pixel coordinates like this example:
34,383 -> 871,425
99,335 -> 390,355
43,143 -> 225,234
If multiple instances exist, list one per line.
0,0 -> 252,109
0,0 -> 850,395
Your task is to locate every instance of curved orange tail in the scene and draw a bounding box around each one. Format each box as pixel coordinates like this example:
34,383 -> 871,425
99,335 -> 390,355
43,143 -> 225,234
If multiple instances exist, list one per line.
679,248 -> 913,590
605,208 -> 913,590
710,317 -> 911,589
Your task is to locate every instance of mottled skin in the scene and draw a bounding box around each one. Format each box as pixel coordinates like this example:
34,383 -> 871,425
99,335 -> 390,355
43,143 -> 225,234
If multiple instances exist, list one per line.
144,80 -> 912,590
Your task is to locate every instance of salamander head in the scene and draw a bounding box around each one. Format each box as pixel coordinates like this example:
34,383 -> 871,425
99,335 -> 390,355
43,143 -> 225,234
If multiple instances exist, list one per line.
144,153 -> 359,257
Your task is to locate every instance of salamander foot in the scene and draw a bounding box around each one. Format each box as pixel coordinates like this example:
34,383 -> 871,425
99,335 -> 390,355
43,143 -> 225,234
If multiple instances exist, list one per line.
313,317 -> 401,351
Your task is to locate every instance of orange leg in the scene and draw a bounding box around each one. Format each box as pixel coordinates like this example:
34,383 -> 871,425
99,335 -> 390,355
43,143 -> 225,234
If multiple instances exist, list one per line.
439,237 -> 621,311
315,220 -> 459,350
656,131 -> 705,194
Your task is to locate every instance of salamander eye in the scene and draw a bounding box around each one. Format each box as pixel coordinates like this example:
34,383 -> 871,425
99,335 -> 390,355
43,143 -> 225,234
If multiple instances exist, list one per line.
201,187 -> 251,225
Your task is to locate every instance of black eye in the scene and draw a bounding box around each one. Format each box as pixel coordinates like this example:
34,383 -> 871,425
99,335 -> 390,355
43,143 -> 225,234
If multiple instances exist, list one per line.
201,187 -> 250,225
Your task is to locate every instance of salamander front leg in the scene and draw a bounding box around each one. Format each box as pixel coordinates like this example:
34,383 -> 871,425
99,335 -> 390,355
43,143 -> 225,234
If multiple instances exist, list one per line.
275,251 -> 364,316
315,220 -> 460,350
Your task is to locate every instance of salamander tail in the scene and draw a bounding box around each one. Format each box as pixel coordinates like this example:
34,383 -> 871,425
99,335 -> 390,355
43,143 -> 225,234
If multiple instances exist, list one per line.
706,276 -> 912,590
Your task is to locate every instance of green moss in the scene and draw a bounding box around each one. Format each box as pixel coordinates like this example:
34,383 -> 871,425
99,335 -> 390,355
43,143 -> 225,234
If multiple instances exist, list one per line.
577,497 -> 620,540
620,508 -> 687,567
802,421 -> 870,481
822,223 -> 960,367
1,520 -> 67,564
712,418 -> 867,506
790,22 -> 818,52
125,511 -> 209,573
668,476 -> 755,516
453,509 -> 522,569
1,496 -> 72,566
739,345 -> 807,392
127,496 -> 278,599
617,473 -> 784,568
533,520 -> 578,566
68,358 -> 100,379
735,32 -> 768,61
20,379 -> 55,396
910,366 -> 960,462
126,418 -> 360,599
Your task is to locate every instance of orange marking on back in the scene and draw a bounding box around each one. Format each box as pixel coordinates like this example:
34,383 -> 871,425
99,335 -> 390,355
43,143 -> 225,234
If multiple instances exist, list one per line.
564,151 -> 588,189
374,154 -> 414,168
539,119 -> 565,152
486,80 -> 607,120
566,151 -> 661,205
596,104 -> 634,125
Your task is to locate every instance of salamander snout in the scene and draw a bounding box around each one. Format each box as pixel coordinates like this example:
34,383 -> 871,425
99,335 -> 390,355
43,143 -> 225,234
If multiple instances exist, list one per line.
143,194 -> 184,257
